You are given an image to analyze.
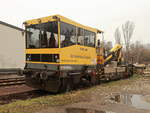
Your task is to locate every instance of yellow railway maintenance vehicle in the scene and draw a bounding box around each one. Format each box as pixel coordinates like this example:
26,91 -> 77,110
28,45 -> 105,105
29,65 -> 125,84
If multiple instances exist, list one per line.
23,15 -> 133,92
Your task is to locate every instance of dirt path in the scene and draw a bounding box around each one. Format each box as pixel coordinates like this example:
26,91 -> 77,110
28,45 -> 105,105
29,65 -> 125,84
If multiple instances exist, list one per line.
38,76 -> 150,113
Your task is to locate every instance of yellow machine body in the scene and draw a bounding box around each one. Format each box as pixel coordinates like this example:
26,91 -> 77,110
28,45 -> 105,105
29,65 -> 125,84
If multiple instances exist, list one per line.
26,45 -> 97,65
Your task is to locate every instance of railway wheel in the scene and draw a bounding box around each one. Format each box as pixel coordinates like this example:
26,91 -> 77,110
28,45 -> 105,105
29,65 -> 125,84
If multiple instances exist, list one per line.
59,77 -> 73,93
90,75 -> 99,85
65,80 -> 72,92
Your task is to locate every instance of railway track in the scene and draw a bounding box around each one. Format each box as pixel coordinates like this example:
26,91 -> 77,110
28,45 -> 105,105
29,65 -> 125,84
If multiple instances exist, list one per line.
0,85 -> 42,105
0,68 -> 22,75
0,77 -> 25,87
0,71 -> 49,105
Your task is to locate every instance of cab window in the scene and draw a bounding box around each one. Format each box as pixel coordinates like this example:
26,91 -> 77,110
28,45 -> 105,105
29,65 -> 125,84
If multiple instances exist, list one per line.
79,29 -> 96,47
60,22 -> 76,47
84,30 -> 90,46
89,32 -> 96,47
77,28 -> 84,46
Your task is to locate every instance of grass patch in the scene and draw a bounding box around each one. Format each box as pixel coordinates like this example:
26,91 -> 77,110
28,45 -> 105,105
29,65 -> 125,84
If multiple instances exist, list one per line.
0,89 -> 89,113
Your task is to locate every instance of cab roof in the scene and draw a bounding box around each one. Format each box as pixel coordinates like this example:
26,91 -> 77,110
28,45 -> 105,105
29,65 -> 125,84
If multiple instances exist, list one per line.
24,14 -> 103,33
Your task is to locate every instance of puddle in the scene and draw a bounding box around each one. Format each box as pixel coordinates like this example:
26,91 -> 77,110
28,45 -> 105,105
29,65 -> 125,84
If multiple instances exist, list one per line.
66,107 -> 116,113
112,93 -> 150,110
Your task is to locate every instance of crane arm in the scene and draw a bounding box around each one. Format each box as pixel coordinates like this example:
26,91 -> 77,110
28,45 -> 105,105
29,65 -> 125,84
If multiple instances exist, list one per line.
104,44 -> 122,66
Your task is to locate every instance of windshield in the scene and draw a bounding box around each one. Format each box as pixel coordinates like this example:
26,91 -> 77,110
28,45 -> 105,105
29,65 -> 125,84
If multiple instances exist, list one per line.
26,21 -> 58,49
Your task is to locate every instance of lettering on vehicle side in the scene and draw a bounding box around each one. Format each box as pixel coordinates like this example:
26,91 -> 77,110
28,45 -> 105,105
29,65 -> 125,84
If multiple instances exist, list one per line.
70,55 -> 91,59
80,48 -> 88,51
61,60 -> 77,62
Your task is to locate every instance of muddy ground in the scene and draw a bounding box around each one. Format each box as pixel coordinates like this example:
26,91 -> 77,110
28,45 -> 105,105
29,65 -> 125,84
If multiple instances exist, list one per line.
37,75 -> 150,113
1,75 -> 150,113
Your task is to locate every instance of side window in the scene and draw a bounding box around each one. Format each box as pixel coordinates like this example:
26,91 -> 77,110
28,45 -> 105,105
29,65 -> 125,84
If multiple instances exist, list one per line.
84,30 -> 96,47
60,22 -> 76,47
77,28 -> 84,45
89,32 -> 96,47
84,30 -> 90,46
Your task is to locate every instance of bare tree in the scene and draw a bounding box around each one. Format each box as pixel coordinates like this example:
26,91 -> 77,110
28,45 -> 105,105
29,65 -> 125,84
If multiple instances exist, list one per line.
135,41 -> 143,63
122,21 -> 135,63
130,41 -> 143,63
114,27 -> 121,44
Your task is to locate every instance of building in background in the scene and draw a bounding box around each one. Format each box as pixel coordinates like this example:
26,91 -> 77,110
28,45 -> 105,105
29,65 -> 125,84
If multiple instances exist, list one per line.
0,21 -> 25,68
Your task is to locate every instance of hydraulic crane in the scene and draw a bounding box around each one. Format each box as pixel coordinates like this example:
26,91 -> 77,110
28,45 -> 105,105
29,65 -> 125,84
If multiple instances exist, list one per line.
104,44 -> 122,66
96,42 -> 132,81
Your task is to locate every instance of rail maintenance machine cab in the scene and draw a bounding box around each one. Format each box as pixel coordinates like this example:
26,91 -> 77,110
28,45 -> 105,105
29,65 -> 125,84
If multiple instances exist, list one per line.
23,15 -> 133,93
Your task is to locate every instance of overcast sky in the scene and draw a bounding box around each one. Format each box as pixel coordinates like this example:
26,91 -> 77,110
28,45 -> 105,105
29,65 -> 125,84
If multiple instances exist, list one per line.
0,0 -> 149,44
